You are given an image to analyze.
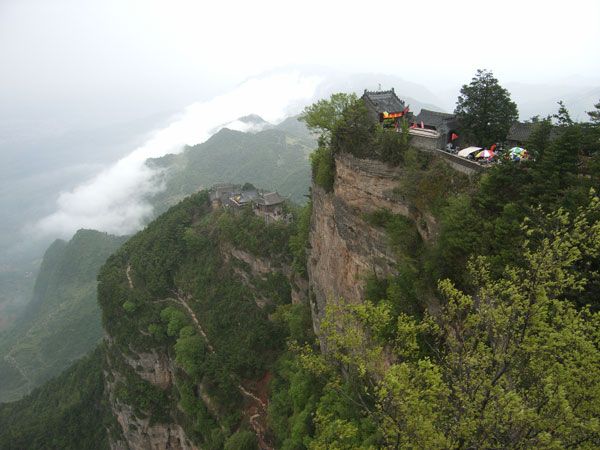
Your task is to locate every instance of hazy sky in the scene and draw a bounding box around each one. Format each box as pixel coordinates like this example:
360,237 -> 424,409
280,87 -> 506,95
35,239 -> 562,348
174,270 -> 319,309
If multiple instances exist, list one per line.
1,0 -> 600,256
1,0 -> 599,128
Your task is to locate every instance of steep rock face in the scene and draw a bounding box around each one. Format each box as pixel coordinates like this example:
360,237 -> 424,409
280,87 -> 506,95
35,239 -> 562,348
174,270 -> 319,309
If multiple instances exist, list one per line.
222,243 -> 307,309
334,153 -> 406,216
104,337 -> 197,450
308,153 -> 435,338
122,350 -> 174,390
335,153 -> 437,241
108,393 -> 195,450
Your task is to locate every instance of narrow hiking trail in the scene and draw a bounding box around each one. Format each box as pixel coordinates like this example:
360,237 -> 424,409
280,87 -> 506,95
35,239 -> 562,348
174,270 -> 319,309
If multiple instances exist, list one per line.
126,264 -> 134,290
169,288 -> 272,450
171,290 -> 215,353
134,268 -> 272,449
4,353 -> 32,392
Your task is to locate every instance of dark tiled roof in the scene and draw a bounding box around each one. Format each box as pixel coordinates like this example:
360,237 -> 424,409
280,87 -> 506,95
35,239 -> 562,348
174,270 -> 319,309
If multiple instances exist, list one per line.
361,89 -> 406,113
507,122 -> 536,142
255,192 -> 284,206
211,185 -> 237,202
230,190 -> 259,206
415,109 -> 456,129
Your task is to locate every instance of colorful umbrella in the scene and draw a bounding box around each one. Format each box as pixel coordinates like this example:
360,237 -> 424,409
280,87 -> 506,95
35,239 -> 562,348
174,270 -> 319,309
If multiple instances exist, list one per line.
476,149 -> 495,159
509,147 -> 529,160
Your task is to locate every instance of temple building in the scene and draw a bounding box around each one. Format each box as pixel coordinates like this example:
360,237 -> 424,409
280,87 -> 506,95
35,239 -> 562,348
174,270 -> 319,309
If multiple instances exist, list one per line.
253,192 -> 287,224
361,88 -> 412,128
413,109 -> 461,149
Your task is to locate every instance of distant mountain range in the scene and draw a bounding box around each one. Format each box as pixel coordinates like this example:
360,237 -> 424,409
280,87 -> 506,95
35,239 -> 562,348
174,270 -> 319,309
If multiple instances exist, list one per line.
0,230 -> 126,402
0,117 -> 314,402
147,116 -> 315,214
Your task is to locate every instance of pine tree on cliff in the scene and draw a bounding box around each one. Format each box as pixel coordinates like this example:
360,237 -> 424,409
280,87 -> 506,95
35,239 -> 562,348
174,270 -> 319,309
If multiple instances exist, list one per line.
454,69 -> 518,147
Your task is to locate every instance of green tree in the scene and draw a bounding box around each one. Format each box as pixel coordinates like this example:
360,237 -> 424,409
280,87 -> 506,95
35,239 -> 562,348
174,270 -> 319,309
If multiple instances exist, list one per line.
309,146 -> 335,192
587,99 -> 600,124
224,430 -> 258,450
528,124 -> 583,207
583,99 -> 600,157
330,99 -> 374,157
299,93 -> 358,147
554,100 -> 574,127
305,194 -> 600,448
454,69 -> 519,147
526,116 -> 553,158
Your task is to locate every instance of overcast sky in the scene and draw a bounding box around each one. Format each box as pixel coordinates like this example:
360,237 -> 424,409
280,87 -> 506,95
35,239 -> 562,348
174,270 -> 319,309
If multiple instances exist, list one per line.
1,0 -> 599,128
1,0 -> 599,253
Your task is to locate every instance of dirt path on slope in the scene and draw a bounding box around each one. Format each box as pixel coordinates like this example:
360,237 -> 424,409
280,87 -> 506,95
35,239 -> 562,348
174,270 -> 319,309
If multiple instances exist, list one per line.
126,264 -> 134,289
168,288 -> 272,450
3,353 -> 32,393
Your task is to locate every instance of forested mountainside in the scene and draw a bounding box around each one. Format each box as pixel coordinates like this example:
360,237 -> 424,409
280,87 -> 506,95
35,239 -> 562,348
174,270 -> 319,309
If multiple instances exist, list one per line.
0,347 -> 110,450
98,191 -> 310,449
0,267 -> 33,332
147,117 -> 315,215
0,230 -> 126,402
0,117 -> 312,405
2,97 -> 599,449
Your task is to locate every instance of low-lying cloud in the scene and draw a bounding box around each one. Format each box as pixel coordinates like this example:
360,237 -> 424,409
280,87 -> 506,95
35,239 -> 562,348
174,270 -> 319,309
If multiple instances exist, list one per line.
34,71 -> 321,238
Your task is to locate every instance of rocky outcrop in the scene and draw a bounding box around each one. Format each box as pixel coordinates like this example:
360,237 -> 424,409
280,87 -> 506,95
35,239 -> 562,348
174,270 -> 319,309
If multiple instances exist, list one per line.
308,153 -> 437,339
105,345 -> 197,450
225,246 -> 275,276
308,185 -> 396,337
110,402 -> 196,450
222,243 -> 308,309
334,153 -> 406,216
123,350 -> 174,390
335,153 -> 437,242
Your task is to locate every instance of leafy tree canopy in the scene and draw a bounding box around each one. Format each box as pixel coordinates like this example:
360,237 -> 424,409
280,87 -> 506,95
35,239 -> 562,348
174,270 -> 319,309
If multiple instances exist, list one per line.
588,99 -> 600,124
454,69 -> 519,147
299,92 -> 358,146
304,194 -> 600,448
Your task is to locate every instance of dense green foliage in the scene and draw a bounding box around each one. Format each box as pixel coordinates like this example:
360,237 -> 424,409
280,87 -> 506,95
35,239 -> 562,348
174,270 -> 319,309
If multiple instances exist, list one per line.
289,200 -> 312,276
301,93 -> 412,191
0,229 -> 125,402
306,197 -> 600,448
224,430 -> 258,450
97,190 -> 304,447
299,93 -> 358,148
309,146 -> 335,191
0,347 -> 110,449
286,104 -> 600,448
454,69 -> 519,146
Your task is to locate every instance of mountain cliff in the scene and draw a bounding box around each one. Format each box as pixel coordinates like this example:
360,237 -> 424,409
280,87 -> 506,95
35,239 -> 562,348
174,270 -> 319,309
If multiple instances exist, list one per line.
2,97 -> 599,449
97,193 -> 308,449
94,134 -> 472,449
0,119 -> 313,405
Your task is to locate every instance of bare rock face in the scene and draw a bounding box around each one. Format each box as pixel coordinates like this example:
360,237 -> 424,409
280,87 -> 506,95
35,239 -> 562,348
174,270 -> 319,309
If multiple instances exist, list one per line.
308,153 -> 437,341
110,402 -> 197,450
105,345 -> 197,450
334,153 -> 407,216
335,153 -> 437,241
123,351 -> 174,390
226,246 -> 275,276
